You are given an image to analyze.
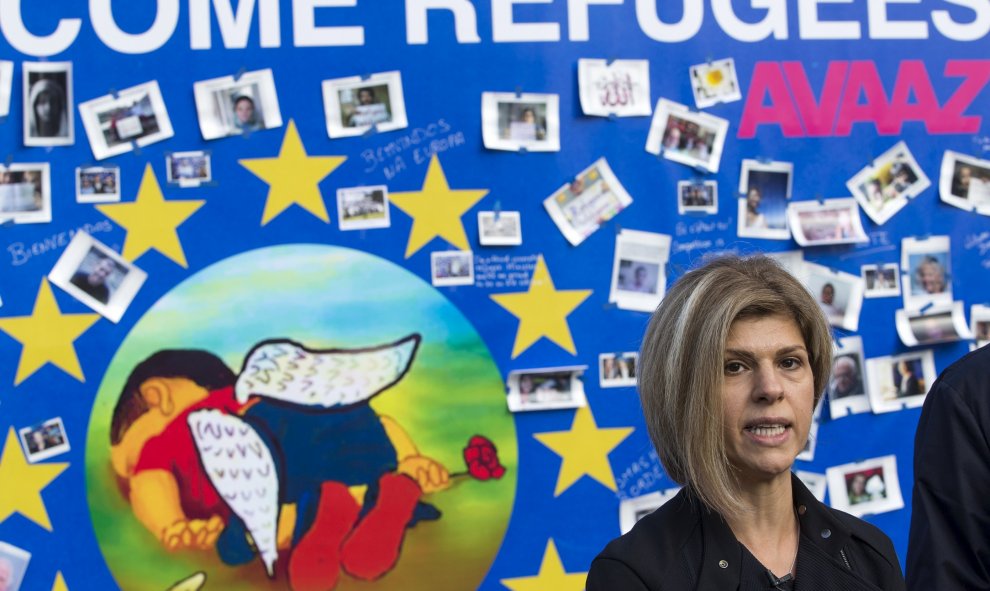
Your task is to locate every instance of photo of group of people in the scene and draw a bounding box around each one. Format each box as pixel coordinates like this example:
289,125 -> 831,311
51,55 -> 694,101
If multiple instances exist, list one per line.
677,180 -> 717,214
477,211 -> 522,246
75,166 -> 120,204
599,352 -> 637,388
166,151 -> 212,186
848,142 -> 930,225
0,163 -> 50,224
506,366 -> 587,412
337,185 -> 391,231
862,263 -> 900,298
646,98 -> 728,172
18,417 -> 70,463
430,250 -> 474,287
788,198 -> 868,247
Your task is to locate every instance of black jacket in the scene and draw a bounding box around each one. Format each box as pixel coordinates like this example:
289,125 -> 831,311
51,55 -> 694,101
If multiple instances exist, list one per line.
907,345 -> 990,589
587,474 -> 905,590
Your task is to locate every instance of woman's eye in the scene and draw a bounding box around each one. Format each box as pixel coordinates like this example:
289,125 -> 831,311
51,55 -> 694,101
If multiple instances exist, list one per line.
780,358 -> 801,369
725,361 -> 745,374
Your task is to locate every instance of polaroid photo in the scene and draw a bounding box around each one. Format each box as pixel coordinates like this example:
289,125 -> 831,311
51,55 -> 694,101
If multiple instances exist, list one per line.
506,366 -> 587,413
677,180 -> 717,215
544,158 -> 632,246
577,59 -> 651,118
866,349 -> 936,413
0,60 -> 13,117
796,470 -> 827,503
482,92 -> 560,152
477,211 -> 522,246
322,71 -> 407,138
827,336 -> 871,419
690,58 -> 742,109
47,232 -> 147,323
901,235 -> 952,311
737,159 -> 792,240
166,151 -> 212,188
796,398 -> 824,461
799,261 -> 865,332
430,250 -> 474,287
79,80 -> 174,160
0,541 -> 30,591
76,166 -> 121,204
939,150 -> 990,216
18,417 -> 70,463
337,185 -> 391,231
847,141 -> 930,225
896,302 -> 972,347
645,98 -> 728,173
599,352 -> 638,388
609,229 -> 671,312
193,68 -> 282,140
788,198 -> 868,247
862,263 -> 900,299
0,162 -> 51,224
618,487 -> 681,534
972,304 -> 990,348
23,61 -> 73,147
827,455 -> 904,518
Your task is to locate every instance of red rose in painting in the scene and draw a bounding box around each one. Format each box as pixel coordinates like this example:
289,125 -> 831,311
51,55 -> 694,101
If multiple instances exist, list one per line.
463,435 -> 505,480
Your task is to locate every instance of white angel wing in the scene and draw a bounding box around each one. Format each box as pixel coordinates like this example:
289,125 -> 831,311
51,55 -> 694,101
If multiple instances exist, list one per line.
234,334 -> 421,408
188,410 -> 279,577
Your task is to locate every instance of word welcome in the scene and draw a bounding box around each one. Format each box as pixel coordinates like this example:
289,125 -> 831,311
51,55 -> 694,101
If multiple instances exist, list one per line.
2,0 -> 989,57
740,60 -> 990,138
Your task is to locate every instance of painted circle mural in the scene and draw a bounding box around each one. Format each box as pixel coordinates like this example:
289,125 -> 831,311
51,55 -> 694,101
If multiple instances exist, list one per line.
86,244 -> 516,590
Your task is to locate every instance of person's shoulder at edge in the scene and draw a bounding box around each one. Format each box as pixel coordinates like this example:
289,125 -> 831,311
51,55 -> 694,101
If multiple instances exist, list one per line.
587,488 -> 699,590
928,343 -> 990,397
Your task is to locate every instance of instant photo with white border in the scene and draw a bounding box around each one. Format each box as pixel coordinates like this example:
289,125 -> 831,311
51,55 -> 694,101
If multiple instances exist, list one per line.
939,150 -> 990,216
430,250 -> 474,287
901,235 -> 953,311
78,80 -> 174,160
477,211 -> 522,246
796,398 -> 824,461
0,60 -> 13,117
827,336 -> 871,420
795,470 -> 827,503
506,366 -> 587,413
737,159 -> 793,240
799,261 -> 865,332
599,352 -> 638,388
193,68 -> 282,140
23,61 -> 73,147
788,198 -> 868,247
689,58 -> 742,109
76,165 -> 121,204
972,304 -> 990,347
166,151 -> 212,187
861,263 -> 900,299
0,162 -> 51,224
645,98 -> 728,173
48,232 -> 147,323
18,417 -> 70,463
865,349 -> 936,413
609,229 -> 671,312
895,302 -> 972,347
578,59 -> 651,118
846,141 -> 930,225
323,71 -> 408,138
677,180 -> 718,215
0,540 -> 30,591
827,455 -> 904,518
544,158 -> 633,246
337,185 -> 391,231
619,487 -> 681,534
482,92 -> 561,152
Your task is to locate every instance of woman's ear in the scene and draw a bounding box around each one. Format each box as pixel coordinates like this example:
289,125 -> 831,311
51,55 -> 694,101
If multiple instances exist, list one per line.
140,378 -> 175,416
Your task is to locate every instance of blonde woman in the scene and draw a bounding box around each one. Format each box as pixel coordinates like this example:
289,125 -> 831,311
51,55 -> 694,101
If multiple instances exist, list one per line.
587,255 -> 904,590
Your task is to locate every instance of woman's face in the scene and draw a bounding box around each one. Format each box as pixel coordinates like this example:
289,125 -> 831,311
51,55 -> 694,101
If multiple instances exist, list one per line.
850,474 -> 867,495
35,91 -> 55,122
235,98 -> 254,123
721,313 -> 814,486
917,262 -> 945,294
746,188 -> 761,211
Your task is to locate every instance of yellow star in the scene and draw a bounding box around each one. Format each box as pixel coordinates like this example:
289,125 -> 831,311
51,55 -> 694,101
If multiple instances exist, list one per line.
51,572 -> 68,591
239,119 -> 346,225
500,539 -> 587,591
0,279 -> 100,385
0,428 -> 69,531
534,406 -> 634,496
390,155 -> 489,258
96,164 -> 204,268
490,256 -> 592,358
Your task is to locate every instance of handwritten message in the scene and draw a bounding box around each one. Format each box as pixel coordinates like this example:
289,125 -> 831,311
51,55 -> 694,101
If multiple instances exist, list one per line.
475,254 -> 539,289
360,118 -> 466,181
616,448 -> 666,500
7,220 -> 115,266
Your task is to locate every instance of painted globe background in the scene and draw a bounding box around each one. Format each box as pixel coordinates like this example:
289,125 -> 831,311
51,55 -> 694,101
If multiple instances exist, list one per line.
85,244 -> 517,590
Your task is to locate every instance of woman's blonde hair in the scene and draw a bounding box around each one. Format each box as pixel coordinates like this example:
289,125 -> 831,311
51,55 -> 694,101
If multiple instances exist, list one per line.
638,254 -> 833,516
